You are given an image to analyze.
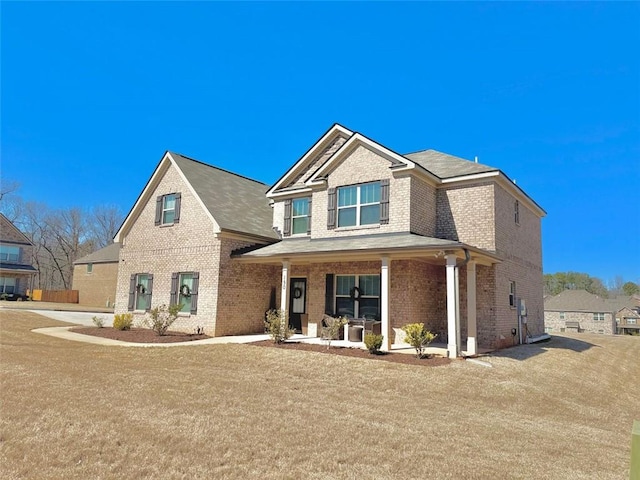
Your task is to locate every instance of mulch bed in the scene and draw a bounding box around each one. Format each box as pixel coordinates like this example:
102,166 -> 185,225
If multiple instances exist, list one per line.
69,327 -> 211,344
249,340 -> 452,367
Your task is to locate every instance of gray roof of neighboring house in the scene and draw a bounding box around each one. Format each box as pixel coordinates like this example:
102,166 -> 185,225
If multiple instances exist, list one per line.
170,152 -> 279,240
74,243 -> 121,265
236,232 -> 475,259
0,263 -> 38,273
544,289 -> 637,313
403,149 -> 497,179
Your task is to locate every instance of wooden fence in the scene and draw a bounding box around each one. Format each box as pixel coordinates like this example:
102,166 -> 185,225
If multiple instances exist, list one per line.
32,290 -> 79,304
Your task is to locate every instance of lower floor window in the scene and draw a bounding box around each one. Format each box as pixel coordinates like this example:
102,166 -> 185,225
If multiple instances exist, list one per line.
335,274 -> 380,319
171,271 -> 200,314
593,312 -> 605,322
0,277 -> 16,294
128,273 -> 153,312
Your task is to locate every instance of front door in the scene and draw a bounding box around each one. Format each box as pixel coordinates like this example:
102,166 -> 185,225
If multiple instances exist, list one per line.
289,278 -> 306,333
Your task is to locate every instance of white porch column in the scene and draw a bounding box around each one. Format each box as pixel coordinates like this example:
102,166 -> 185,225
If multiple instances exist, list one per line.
445,254 -> 459,358
280,259 -> 290,315
466,261 -> 477,356
380,256 -> 391,351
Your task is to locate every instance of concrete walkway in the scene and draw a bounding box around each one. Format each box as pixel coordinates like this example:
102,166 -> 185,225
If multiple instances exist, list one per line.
32,326 -> 270,348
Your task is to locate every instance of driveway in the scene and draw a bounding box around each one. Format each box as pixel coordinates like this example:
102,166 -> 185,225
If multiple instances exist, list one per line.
27,310 -> 115,327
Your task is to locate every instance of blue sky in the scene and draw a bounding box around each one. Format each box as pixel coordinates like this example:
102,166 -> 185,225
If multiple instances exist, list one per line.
2,1 -> 639,285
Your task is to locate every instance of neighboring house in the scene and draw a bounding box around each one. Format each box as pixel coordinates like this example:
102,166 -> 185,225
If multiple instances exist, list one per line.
115,124 -> 546,357
72,243 -> 120,308
544,289 -> 640,335
0,213 -> 37,300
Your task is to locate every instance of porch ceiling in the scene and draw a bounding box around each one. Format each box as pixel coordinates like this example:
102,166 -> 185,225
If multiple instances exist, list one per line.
233,232 -> 500,266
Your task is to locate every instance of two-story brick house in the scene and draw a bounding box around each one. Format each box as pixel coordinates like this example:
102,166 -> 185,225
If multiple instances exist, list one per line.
114,124 -> 546,357
0,213 -> 37,300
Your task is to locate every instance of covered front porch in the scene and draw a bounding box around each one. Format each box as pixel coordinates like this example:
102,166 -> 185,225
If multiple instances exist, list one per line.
235,232 -> 501,358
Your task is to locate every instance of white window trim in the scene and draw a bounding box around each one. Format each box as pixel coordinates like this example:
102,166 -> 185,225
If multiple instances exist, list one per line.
162,194 -> 176,225
509,281 -> 516,308
291,198 -> 310,236
337,182 -> 380,228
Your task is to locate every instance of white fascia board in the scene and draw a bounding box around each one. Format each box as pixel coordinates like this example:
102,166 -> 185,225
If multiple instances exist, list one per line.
267,187 -> 315,199
306,133 -> 435,185
440,171 -> 501,184
266,124 -> 353,198
167,152 -> 221,233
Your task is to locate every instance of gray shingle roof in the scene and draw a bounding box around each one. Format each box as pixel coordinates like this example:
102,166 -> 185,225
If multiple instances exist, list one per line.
170,152 -> 279,240
236,232 -> 464,258
403,149 -> 497,179
74,243 -> 120,265
0,263 -> 37,273
544,289 -> 637,313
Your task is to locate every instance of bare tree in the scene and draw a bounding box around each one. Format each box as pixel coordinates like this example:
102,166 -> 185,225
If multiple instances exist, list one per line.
89,204 -> 124,248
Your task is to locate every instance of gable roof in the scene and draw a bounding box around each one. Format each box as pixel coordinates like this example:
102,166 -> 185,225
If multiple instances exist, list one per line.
74,243 -> 121,265
0,213 -> 33,245
266,124 -> 545,217
115,152 -> 279,242
169,153 -> 277,239
544,289 -> 637,313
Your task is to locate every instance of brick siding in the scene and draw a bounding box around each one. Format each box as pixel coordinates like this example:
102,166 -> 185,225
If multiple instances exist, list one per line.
72,262 -> 118,307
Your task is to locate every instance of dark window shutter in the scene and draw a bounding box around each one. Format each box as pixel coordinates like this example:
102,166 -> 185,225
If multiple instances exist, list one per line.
155,196 -> 163,226
283,199 -> 292,237
146,274 -> 154,312
327,188 -> 336,229
190,272 -> 199,314
324,273 -> 334,315
170,272 -> 179,306
174,193 -> 182,224
128,274 -> 136,311
307,197 -> 312,235
380,179 -> 390,225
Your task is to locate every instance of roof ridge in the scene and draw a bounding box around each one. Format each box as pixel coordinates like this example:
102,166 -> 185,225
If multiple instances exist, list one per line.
168,151 -> 269,187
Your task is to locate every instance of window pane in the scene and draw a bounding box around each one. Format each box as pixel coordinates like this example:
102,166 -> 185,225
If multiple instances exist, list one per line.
179,273 -> 193,312
163,209 -> 175,224
336,297 -> 354,318
360,204 -> 380,225
336,276 -> 355,296
338,207 -> 356,227
292,198 -> 309,217
360,183 -> 380,204
292,217 -> 308,235
136,274 -> 149,310
359,275 -> 380,296
338,186 -> 356,207
359,298 -> 380,320
163,195 -> 175,210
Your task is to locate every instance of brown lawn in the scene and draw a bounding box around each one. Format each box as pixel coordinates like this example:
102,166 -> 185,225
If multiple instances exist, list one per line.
1,310 -> 638,479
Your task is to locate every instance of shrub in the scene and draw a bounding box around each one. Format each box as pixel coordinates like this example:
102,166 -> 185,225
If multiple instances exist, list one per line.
113,313 -> 133,331
143,304 -> 182,336
364,333 -> 384,354
401,323 -> 437,359
0,293 -> 7,301
322,316 -> 348,349
265,309 -> 296,344
92,316 -> 106,328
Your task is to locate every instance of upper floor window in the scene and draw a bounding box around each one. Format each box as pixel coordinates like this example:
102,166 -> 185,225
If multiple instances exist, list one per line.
593,312 -> 605,322
338,182 -> 380,228
0,246 -> 20,262
155,193 -> 181,226
86,263 -> 93,274
627,318 -> 637,325
284,197 -> 311,236
514,200 -> 520,224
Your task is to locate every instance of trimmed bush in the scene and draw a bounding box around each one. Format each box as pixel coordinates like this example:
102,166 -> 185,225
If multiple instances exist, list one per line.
401,323 -> 437,359
113,313 -> 133,331
364,333 -> 384,354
